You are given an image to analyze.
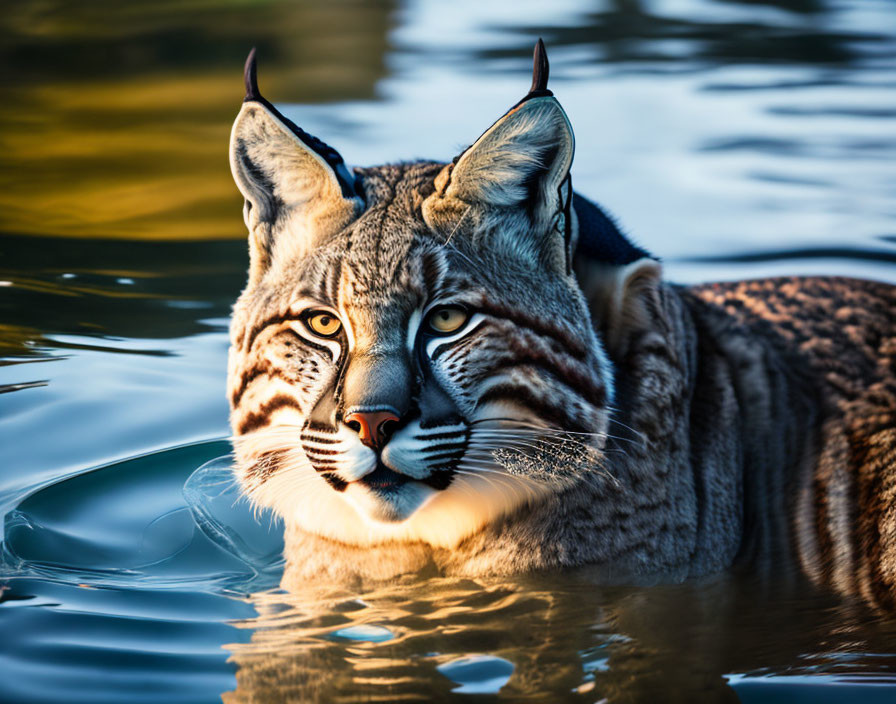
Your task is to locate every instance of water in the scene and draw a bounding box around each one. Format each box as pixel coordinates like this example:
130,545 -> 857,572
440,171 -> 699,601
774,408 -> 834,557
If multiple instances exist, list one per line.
2,0 -> 896,701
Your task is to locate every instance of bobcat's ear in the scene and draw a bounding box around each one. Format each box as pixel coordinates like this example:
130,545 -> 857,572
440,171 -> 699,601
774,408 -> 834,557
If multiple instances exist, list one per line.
229,49 -> 363,283
423,40 -> 575,271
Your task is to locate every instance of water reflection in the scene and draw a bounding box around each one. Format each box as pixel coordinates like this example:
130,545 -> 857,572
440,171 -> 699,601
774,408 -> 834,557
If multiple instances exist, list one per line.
403,0 -> 896,71
2,0 -> 894,246
224,572 -> 896,702
1,0 -> 896,701
0,0 -> 395,241
488,1 -> 887,68
0,235 -> 245,361
4,442 -> 896,702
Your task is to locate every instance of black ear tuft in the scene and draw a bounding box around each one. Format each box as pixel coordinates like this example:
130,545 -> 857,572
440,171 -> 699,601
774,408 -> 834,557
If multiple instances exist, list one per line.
244,47 -> 261,102
529,38 -> 551,96
237,48 -> 358,200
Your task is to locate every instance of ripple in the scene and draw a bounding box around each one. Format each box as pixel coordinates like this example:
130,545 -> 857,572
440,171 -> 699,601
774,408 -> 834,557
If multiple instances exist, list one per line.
1,441 -> 281,592
328,624 -> 394,643
681,245 -> 896,265
437,654 -> 515,694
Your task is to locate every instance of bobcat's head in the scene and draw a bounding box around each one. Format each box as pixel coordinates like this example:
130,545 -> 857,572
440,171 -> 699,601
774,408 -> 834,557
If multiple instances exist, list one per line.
227,43 -> 626,548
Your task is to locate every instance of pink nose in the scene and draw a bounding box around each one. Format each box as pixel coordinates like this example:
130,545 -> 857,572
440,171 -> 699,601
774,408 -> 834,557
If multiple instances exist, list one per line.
344,410 -> 400,450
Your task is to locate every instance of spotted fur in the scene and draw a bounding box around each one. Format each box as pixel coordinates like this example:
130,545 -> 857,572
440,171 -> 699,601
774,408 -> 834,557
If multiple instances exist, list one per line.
226,45 -> 896,610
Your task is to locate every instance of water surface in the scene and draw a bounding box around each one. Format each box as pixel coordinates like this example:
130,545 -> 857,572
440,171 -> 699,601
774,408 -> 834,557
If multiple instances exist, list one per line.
2,0 -> 896,701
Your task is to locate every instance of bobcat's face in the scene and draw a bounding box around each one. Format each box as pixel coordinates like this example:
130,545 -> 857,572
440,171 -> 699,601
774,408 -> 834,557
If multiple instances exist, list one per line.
227,47 -> 614,548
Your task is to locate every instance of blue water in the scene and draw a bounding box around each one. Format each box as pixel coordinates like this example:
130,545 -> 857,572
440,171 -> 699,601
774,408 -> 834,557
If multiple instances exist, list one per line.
2,0 -> 896,701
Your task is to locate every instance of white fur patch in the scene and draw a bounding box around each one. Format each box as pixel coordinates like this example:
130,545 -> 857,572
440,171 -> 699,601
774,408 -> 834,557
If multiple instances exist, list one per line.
342,481 -> 436,524
241,420 -> 549,549
406,308 -> 422,353
279,468 -> 547,550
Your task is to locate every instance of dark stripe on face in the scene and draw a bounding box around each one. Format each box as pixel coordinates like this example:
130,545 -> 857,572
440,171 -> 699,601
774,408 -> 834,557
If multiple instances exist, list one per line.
308,459 -> 339,469
236,393 -> 302,435
486,355 -> 607,409
475,298 -> 588,359
305,419 -> 338,434
430,326 -> 484,363
231,363 -> 294,407
419,415 -> 465,430
283,328 -> 338,361
417,429 -> 467,441
302,446 -> 339,456
243,312 -> 306,351
421,249 -> 446,298
476,383 -> 584,432
301,434 -> 339,444
322,473 -> 348,492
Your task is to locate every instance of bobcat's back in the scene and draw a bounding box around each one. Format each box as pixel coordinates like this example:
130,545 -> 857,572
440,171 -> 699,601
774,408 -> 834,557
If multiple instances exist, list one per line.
688,277 -> 896,608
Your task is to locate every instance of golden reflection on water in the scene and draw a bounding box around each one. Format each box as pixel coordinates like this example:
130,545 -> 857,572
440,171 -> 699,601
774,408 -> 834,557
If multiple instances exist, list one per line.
221,572 -> 896,703
225,577 -> 580,702
0,0 -> 393,241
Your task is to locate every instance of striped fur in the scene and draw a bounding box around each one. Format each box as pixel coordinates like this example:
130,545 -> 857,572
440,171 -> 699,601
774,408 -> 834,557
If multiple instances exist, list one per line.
683,278 -> 896,610
228,159 -> 612,548
226,46 -> 896,610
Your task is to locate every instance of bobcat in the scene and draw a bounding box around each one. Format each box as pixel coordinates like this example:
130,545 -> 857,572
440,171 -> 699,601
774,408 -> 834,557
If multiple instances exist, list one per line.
227,41 -> 896,608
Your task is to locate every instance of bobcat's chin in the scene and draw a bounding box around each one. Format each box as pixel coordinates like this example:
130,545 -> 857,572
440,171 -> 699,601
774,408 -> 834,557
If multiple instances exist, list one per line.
275,468 -> 552,551
343,475 -> 437,523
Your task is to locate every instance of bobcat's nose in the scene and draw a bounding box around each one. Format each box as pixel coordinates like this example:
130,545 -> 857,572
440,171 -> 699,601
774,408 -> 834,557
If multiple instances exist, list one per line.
344,409 -> 400,451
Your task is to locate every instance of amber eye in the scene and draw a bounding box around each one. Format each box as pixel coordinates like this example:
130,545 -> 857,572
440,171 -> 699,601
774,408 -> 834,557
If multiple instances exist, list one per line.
428,306 -> 468,334
305,311 -> 342,337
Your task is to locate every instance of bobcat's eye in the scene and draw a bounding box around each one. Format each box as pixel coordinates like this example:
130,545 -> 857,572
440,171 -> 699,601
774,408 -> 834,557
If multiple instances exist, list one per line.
305,311 -> 342,337
428,306 -> 468,334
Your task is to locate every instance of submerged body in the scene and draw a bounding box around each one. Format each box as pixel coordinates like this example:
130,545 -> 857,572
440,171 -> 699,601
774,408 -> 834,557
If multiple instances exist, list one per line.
226,44 -> 896,609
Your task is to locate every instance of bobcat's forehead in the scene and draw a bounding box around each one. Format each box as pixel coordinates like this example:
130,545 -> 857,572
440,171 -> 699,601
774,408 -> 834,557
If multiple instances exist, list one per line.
336,168 -> 440,329
254,162 -> 440,310
247,160 -> 585,350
